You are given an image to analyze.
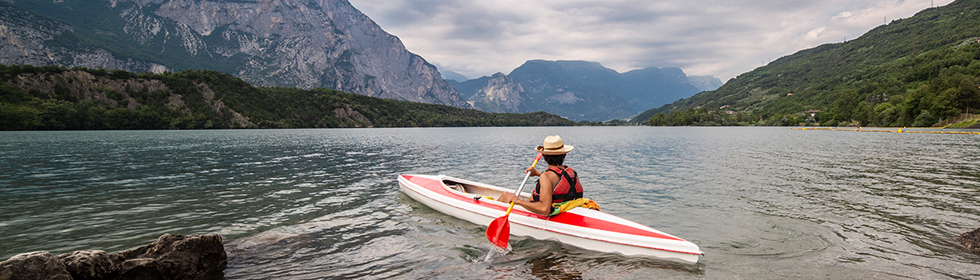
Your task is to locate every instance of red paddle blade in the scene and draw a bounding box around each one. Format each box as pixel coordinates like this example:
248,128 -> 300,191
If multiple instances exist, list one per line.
486,215 -> 511,248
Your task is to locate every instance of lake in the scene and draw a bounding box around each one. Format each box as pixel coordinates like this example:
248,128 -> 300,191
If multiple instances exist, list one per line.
1,127 -> 978,279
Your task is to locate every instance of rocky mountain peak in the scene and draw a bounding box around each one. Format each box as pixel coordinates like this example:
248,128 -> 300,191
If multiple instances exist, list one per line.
0,0 -> 470,108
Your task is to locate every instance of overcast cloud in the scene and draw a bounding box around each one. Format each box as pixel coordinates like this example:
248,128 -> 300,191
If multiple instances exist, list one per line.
347,0 -> 954,82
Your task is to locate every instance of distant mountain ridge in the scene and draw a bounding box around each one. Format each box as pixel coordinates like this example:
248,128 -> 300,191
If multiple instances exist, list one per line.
687,75 -> 725,92
450,60 -> 716,121
0,0 -> 469,108
440,70 -> 469,82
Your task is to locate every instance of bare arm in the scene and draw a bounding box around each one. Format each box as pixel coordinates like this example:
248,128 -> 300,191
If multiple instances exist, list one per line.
498,171 -> 556,216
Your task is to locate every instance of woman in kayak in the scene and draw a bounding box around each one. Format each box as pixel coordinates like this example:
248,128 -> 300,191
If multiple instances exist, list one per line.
498,135 -> 584,216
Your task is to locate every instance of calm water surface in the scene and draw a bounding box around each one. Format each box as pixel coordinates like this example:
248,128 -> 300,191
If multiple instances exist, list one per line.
1,127 -> 978,279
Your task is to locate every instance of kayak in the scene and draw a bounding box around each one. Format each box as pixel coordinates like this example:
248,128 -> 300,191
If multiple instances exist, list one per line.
397,174 -> 703,263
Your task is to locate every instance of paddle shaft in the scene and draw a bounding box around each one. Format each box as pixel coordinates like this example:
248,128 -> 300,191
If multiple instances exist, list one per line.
502,172 -> 531,215
504,153 -> 541,216
487,153 -> 543,249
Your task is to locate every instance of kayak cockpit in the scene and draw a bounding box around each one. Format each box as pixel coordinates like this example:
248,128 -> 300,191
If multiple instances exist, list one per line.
443,179 -> 502,202
442,178 -> 531,201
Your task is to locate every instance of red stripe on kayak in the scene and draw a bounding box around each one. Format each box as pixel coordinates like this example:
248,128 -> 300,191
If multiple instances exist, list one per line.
546,212 -> 684,241
402,175 -> 684,242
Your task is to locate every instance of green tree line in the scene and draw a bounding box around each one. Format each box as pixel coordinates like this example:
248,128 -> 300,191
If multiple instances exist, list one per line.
0,65 -> 573,130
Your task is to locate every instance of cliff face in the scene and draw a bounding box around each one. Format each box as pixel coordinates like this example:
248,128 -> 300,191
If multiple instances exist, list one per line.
468,73 -> 525,113
0,3 -> 168,73
1,0 -> 469,108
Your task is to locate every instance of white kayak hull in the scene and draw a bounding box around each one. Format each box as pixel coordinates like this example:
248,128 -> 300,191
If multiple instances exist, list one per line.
398,174 -> 703,263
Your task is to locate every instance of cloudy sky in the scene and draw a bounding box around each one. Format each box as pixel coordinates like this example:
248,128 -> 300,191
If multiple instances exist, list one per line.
347,0 -> 954,82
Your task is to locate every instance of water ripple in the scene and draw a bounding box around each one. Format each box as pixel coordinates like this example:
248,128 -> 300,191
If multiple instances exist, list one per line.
2,128 -> 979,279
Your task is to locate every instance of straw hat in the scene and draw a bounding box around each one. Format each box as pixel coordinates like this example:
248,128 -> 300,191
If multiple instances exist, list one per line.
536,135 -> 574,155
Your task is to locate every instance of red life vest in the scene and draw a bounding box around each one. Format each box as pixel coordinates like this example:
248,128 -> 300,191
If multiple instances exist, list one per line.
532,166 -> 584,203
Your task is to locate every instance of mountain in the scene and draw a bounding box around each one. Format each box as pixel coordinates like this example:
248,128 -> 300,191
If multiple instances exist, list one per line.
617,66 -> 703,111
507,60 -> 636,121
440,70 -> 469,82
447,75 -> 491,100
636,0 -> 980,127
0,65 -> 573,130
0,2 -> 166,72
452,60 -> 708,121
467,73 -> 525,113
0,0 -> 470,108
686,76 -> 724,92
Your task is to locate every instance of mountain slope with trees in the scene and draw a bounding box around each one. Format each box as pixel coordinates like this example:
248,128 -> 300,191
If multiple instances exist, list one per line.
636,0 -> 980,127
0,0 -> 470,108
0,65 -> 573,130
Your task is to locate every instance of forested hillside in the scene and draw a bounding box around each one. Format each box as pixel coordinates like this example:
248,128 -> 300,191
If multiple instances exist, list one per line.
637,0 -> 980,127
0,65 -> 573,130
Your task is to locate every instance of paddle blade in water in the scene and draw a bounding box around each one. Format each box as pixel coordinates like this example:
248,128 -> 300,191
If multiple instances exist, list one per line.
486,215 -> 510,248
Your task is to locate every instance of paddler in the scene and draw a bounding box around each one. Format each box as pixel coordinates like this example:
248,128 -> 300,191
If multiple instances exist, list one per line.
498,135 -> 584,216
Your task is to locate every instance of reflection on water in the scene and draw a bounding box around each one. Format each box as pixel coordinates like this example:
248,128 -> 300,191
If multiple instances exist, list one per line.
1,127 -> 979,279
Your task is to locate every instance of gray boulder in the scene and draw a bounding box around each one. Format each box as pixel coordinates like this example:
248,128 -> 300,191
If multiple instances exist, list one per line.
0,234 -> 225,280
58,250 -> 125,280
959,227 -> 980,253
118,234 -> 226,280
116,258 -> 168,280
0,251 -> 71,280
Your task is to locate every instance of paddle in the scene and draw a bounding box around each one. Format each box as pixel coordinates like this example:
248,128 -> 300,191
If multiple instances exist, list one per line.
486,153 -> 543,249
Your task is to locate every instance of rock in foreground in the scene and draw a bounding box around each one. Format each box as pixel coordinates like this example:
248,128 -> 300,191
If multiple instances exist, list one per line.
0,252 -> 71,280
0,234 -> 225,280
959,227 -> 980,253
